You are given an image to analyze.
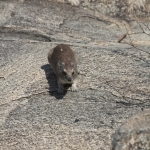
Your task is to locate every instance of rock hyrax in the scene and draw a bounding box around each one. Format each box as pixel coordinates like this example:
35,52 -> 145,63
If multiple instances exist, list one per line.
48,44 -> 78,93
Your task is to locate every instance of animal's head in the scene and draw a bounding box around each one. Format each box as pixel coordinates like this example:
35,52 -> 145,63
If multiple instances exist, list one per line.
57,61 -> 77,83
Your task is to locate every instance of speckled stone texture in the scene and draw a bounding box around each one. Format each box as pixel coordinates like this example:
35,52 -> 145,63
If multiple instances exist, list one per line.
112,110 -> 150,150
0,0 -> 150,149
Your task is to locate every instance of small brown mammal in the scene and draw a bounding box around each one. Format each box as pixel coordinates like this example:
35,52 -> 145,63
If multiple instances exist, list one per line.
48,44 -> 79,93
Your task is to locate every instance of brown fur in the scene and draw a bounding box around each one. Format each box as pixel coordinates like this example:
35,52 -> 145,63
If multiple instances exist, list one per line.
48,44 -> 78,93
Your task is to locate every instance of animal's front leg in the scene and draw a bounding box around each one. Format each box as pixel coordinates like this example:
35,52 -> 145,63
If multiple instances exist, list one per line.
57,81 -> 64,93
71,80 -> 78,92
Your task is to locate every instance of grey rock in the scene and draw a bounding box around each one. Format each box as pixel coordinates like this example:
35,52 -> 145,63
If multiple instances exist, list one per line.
112,109 -> 150,150
0,0 -> 150,149
55,0 -> 150,20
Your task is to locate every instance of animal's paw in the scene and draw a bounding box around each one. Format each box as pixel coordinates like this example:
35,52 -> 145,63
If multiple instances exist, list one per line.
71,85 -> 78,92
68,0 -> 80,6
57,87 -> 64,93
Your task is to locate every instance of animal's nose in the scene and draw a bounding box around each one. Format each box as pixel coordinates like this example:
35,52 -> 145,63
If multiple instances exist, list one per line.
68,77 -> 71,82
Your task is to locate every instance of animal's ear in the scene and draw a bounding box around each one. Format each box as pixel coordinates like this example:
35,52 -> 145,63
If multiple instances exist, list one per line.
58,61 -> 65,70
71,62 -> 77,68
71,62 -> 74,67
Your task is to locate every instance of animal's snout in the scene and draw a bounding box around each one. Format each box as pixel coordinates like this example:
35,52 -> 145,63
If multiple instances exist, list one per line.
67,77 -> 72,82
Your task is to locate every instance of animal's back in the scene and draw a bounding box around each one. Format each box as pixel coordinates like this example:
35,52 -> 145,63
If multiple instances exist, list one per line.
48,44 -> 76,73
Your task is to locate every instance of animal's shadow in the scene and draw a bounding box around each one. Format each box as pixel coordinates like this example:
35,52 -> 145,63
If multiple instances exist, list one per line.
41,64 -> 71,99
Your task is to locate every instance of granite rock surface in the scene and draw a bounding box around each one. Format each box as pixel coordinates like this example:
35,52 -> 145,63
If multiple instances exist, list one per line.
0,0 -> 150,149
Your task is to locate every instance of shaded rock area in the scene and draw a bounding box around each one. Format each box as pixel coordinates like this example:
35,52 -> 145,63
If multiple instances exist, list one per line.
112,109 -> 150,150
0,0 -> 150,149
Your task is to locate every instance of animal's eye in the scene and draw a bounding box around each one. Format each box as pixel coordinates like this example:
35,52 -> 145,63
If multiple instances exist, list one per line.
62,71 -> 66,76
72,72 -> 74,75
